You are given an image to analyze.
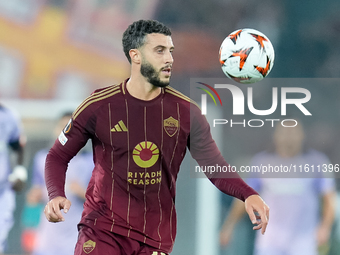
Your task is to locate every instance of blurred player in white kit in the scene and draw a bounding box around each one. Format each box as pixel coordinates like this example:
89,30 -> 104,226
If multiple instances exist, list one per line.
220,122 -> 336,255
0,104 -> 26,254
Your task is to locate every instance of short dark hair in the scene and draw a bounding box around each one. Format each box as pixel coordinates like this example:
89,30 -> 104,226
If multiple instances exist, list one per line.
122,20 -> 171,63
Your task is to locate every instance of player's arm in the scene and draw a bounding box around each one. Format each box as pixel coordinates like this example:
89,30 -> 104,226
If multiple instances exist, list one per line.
189,105 -> 269,234
317,190 -> 336,246
44,143 -> 75,222
44,112 -> 94,222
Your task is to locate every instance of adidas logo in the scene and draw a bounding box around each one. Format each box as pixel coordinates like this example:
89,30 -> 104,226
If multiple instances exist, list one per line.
111,120 -> 128,132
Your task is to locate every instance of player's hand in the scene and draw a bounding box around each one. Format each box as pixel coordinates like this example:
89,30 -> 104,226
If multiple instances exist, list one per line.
44,196 -> 71,223
244,194 -> 269,234
8,165 -> 27,192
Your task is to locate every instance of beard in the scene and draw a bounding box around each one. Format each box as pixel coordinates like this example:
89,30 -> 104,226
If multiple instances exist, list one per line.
140,59 -> 170,88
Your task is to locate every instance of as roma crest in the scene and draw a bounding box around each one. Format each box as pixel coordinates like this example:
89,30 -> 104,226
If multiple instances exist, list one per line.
83,240 -> 96,254
164,116 -> 179,137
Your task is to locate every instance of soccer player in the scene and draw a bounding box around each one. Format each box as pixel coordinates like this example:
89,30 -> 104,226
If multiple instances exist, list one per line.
0,104 -> 26,254
219,122 -> 336,255
44,20 -> 269,255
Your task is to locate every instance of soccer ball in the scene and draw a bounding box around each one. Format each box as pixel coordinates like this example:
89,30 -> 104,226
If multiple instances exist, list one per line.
219,28 -> 275,84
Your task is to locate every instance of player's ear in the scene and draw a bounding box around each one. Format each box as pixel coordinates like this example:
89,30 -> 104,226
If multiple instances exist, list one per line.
129,49 -> 141,64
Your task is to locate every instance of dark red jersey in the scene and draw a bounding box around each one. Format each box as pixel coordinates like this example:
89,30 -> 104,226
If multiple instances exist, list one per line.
45,79 -> 257,253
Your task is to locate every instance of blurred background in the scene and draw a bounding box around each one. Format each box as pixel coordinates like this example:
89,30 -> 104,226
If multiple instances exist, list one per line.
1,0 -> 340,254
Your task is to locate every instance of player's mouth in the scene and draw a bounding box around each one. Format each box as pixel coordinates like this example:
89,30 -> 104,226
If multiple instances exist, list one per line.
161,67 -> 172,76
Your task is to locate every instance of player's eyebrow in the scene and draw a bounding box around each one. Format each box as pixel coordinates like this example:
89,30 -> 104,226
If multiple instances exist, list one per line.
154,45 -> 175,51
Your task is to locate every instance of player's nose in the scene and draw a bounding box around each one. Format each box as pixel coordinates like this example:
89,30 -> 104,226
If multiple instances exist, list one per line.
165,50 -> 174,64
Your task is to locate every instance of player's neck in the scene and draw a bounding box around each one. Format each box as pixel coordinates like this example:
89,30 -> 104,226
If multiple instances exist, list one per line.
126,75 -> 162,101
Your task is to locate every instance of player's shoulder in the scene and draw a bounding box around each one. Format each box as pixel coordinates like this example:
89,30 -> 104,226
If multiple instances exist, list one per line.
90,83 -> 123,101
164,86 -> 200,110
92,83 -> 121,95
73,83 -> 122,120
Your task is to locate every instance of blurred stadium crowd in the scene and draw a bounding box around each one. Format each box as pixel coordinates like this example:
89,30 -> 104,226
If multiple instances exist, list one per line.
1,0 -> 340,254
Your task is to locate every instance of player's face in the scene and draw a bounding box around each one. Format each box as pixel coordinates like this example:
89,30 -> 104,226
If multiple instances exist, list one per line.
140,33 -> 174,87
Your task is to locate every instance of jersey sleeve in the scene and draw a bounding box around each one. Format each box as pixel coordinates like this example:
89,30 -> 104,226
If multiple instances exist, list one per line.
45,105 -> 95,200
188,103 -> 258,201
